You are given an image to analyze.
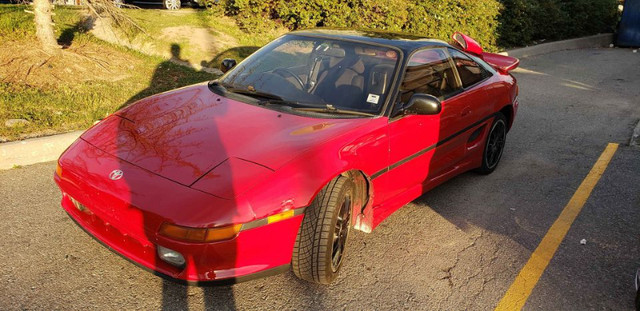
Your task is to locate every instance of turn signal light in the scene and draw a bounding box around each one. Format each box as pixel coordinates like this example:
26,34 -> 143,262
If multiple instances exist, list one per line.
55,163 -> 63,178
158,223 -> 241,243
267,210 -> 294,224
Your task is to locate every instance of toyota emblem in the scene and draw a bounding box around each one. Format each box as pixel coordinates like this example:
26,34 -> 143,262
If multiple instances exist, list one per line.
109,169 -> 124,180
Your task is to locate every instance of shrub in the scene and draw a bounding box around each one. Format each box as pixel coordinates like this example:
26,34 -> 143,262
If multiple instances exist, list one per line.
219,0 -> 619,50
404,0 -> 501,50
497,0 -> 618,47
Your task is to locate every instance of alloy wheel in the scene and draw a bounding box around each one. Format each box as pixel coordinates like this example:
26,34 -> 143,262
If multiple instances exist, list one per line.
164,0 -> 180,10
485,119 -> 506,169
331,195 -> 351,272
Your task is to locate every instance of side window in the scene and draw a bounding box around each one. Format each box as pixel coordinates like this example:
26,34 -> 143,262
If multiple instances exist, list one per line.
448,48 -> 490,88
398,48 -> 460,104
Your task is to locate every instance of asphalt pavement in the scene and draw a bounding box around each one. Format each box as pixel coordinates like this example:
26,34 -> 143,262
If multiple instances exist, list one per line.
1,47 -> 639,310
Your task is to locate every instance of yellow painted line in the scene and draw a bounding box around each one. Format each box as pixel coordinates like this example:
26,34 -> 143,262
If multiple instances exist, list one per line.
495,143 -> 619,311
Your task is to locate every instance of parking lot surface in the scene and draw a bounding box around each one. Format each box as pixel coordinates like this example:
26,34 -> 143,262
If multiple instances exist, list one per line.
1,47 -> 639,310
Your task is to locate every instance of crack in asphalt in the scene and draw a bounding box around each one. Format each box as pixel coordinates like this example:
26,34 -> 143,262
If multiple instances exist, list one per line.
441,230 -> 485,303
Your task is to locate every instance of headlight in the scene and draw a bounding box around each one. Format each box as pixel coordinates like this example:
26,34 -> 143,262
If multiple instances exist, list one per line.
157,245 -> 185,267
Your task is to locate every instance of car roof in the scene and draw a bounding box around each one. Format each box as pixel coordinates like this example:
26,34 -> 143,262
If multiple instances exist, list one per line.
289,28 -> 452,54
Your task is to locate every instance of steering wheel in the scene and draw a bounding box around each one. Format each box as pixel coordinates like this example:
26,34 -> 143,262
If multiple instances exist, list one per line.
273,68 -> 305,90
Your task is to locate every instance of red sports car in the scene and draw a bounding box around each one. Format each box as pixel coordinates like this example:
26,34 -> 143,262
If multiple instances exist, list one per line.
55,29 -> 519,285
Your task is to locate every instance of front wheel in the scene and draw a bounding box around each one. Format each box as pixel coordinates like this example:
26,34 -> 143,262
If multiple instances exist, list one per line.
163,0 -> 181,10
292,176 -> 354,284
476,112 -> 507,175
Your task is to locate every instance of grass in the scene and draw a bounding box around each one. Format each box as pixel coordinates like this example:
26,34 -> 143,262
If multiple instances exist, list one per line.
0,58 -> 212,139
0,4 -> 245,141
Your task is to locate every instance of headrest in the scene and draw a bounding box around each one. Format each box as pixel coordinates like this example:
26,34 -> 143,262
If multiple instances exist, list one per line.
315,43 -> 346,58
351,59 -> 365,74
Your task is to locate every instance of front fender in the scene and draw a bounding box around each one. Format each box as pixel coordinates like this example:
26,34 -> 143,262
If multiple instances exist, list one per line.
240,117 -> 389,231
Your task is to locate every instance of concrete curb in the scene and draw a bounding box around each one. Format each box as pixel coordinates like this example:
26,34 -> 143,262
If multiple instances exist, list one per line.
0,131 -> 82,170
501,33 -> 614,59
0,33 -> 618,170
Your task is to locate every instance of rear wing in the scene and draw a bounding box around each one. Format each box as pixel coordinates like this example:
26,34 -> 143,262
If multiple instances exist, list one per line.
452,32 -> 519,73
481,52 -> 520,73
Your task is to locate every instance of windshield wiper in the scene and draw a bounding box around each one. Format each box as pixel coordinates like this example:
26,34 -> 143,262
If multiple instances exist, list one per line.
212,81 -> 373,116
293,104 -> 375,117
210,81 -> 284,101
227,88 -> 284,101
211,81 -> 321,109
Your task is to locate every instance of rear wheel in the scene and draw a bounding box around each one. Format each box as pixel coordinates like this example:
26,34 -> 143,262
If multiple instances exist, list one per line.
476,112 -> 507,175
163,0 -> 181,10
292,176 -> 354,284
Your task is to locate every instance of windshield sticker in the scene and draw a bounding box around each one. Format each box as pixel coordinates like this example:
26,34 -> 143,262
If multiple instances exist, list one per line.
367,94 -> 380,105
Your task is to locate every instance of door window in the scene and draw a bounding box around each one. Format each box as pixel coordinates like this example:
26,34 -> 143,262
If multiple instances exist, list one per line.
398,48 -> 460,105
448,48 -> 491,88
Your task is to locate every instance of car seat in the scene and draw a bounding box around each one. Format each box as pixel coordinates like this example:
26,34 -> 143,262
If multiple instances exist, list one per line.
313,58 -> 365,109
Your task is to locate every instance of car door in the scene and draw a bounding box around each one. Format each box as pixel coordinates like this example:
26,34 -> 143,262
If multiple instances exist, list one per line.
376,47 -> 466,202
446,48 -> 496,165
447,48 -> 495,123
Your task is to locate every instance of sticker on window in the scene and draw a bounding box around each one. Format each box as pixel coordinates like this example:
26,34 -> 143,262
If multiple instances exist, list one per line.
366,94 -> 380,105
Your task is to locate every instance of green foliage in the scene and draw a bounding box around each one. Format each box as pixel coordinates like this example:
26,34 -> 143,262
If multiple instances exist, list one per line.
404,0 -> 501,50
497,0 -> 619,47
223,0 -> 501,49
225,0 -> 278,31
217,0 -> 619,50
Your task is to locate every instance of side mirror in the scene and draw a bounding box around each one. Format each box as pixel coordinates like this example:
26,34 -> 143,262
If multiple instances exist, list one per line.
220,58 -> 237,73
405,94 -> 442,115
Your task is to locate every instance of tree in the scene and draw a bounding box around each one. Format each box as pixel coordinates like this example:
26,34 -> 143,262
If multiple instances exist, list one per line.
33,0 -> 61,54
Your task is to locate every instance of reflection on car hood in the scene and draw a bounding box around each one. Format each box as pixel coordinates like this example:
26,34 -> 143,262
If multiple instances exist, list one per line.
81,83 -> 374,186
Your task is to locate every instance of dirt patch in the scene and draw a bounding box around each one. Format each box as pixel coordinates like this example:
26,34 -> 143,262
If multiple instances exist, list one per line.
90,18 -> 234,70
159,25 -> 238,55
90,17 -> 161,57
0,40 -> 140,88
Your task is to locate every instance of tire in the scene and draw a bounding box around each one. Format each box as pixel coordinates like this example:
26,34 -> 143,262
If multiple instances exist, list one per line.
476,112 -> 507,175
292,176 -> 355,284
163,0 -> 180,10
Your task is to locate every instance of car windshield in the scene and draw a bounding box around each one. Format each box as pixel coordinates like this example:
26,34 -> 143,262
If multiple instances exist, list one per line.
219,35 -> 400,115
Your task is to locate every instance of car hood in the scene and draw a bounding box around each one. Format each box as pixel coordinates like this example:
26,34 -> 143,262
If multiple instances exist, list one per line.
81,83 -> 374,188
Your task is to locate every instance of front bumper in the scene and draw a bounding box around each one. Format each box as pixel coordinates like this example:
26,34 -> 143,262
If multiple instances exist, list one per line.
54,139 -> 304,284
59,191 -> 303,284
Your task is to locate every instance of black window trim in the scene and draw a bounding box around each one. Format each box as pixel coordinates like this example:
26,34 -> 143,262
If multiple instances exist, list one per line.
447,47 -> 494,91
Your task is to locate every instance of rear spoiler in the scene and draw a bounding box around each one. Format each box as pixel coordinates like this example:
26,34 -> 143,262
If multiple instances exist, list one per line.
480,52 -> 520,72
452,32 -> 519,73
